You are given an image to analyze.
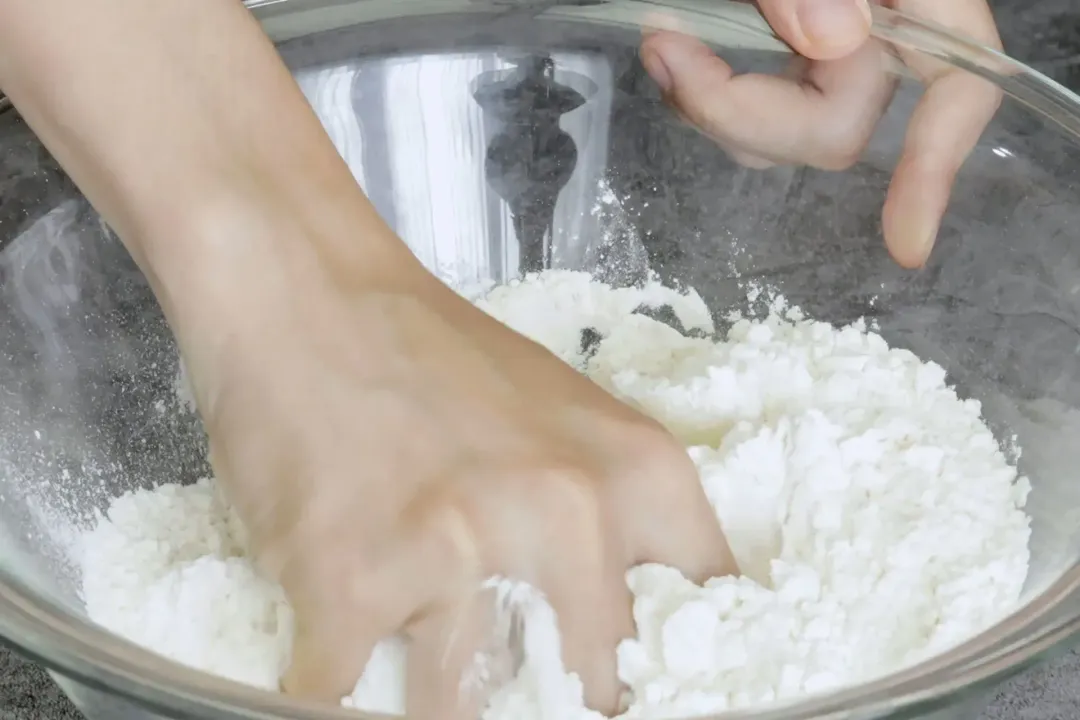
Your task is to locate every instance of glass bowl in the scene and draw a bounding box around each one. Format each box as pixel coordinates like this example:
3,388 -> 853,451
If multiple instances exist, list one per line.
1,1 -> 1080,719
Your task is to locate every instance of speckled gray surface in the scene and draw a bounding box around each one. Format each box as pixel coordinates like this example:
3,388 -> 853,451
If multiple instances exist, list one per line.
3,1 -> 1080,719
964,0 -> 1080,712
901,4 -> 1080,716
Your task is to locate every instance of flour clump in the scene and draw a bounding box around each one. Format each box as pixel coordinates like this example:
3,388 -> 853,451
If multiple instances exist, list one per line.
80,270 -> 1031,718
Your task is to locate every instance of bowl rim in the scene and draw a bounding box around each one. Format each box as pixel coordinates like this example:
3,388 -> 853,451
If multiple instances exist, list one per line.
2,1 -> 1080,718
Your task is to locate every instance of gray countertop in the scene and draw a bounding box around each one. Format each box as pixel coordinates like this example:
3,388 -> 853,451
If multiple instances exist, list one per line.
3,1 -> 1080,718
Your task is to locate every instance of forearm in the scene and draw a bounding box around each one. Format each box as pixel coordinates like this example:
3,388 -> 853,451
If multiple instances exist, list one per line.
0,0 -> 406,323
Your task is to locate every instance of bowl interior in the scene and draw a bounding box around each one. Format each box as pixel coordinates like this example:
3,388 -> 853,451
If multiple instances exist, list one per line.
2,1 -> 1080,718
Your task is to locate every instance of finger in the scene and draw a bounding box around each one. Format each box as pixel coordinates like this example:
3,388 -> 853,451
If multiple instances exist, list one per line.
665,99 -> 777,169
892,0 -> 1003,60
641,491 -> 738,586
640,31 -> 895,171
613,434 -> 739,583
487,467 -> 634,715
881,0 -> 1002,267
757,0 -> 872,60
283,504 -> 477,700
278,547 -> 403,700
544,560 -> 635,716
406,590 -> 503,720
283,603 -> 392,700
677,53 -> 813,171
882,71 -> 1001,268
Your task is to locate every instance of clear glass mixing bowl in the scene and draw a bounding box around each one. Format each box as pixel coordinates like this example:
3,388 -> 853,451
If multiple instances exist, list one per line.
1,1 -> 1080,719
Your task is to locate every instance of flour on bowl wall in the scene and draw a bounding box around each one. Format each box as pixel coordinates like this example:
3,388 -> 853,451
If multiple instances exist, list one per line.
80,269 -> 1032,719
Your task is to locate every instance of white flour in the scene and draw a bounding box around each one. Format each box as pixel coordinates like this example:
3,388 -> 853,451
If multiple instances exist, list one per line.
80,270 -> 1031,718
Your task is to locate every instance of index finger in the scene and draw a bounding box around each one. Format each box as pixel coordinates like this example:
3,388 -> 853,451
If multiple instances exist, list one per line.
614,433 -> 739,583
881,0 -> 1002,267
882,70 -> 1001,268
640,31 -> 894,170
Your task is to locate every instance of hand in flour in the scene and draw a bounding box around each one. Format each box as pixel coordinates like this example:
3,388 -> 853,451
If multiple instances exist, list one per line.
0,1 -> 738,716
208,256 -> 739,718
639,0 -> 1002,268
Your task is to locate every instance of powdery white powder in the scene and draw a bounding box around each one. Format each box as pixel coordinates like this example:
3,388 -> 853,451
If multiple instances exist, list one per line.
80,270 -> 1031,719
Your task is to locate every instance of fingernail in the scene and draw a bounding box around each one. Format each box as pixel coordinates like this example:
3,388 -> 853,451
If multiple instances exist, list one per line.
796,0 -> 872,51
640,48 -> 673,94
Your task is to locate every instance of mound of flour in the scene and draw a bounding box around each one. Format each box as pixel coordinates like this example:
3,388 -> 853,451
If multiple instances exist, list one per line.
80,270 -> 1031,718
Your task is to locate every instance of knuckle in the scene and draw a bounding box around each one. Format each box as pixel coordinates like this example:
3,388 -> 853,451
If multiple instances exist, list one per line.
808,116 -> 875,171
414,496 -> 483,581
342,497 -> 483,623
666,92 -> 728,145
624,419 -> 694,473
694,105 -> 732,145
543,467 -> 601,515
816,153 -> 861,172
814,138 -> 865,171
540,468 -> 610,571
533,465 -> 604,542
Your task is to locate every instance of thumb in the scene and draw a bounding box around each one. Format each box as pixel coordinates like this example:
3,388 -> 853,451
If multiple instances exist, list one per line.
759,0 -> 872,60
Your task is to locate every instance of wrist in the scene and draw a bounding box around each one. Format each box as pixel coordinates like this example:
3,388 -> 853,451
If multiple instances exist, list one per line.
140,179 -> 422,346
145,187 -> 429,420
